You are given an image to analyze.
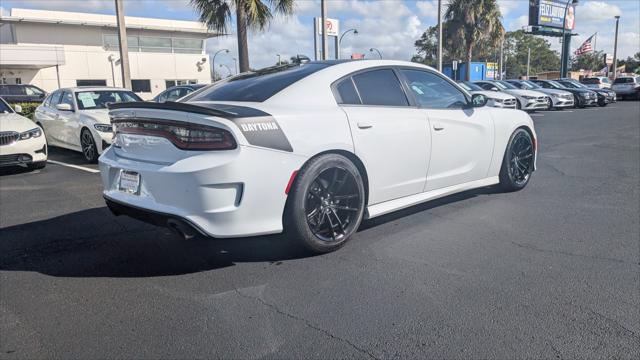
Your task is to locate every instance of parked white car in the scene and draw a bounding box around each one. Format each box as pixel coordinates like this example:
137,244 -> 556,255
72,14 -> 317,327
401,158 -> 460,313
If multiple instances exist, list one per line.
458,81 -> 517,108
474,80 -> 549,111
611,77 -> 640,100
506,80 -> 574,109
34,87 -> 141,162
100,60 -> 537,253
0,97 -> 47,169
581,76 -> 611,89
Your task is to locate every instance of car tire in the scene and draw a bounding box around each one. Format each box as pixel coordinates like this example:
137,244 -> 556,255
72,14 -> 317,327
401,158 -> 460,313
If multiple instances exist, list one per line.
80,128 -> 99,163
546,98 -> 553,110
499,129 -> 534,192
286,153 -> 366,253
516,99 -> 522,110
29,161 -> 46,170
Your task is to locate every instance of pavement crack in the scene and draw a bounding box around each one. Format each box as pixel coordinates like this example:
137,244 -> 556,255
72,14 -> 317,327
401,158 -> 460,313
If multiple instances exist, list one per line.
234,289 -> 379,359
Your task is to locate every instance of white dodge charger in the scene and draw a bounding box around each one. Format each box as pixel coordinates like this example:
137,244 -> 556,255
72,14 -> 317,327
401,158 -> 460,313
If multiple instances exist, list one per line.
100,60 -> 537,253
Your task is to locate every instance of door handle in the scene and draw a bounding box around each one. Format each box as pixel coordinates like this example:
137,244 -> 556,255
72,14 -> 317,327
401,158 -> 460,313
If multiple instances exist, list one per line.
357,121 -> 373,129
433,123 -> 444,131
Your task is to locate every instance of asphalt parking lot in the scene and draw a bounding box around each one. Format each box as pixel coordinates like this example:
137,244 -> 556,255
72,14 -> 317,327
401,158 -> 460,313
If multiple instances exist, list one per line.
1,102 -> 639,358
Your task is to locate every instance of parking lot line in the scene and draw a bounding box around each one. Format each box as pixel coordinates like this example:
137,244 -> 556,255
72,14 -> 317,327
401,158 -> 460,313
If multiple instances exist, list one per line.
47,160 -> 100,174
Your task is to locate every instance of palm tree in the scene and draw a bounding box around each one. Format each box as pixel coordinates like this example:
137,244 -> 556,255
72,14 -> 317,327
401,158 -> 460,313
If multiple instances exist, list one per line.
190,0 -> 295,73
445,0 -> 504,81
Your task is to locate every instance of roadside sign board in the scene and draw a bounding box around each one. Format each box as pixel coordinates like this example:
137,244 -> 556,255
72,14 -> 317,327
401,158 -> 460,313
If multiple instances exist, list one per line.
604,53 -> 614,65
452,60 -> 458,71
529,0 -> 575,30
486,62 -> 498,80
316,18 -> 339,37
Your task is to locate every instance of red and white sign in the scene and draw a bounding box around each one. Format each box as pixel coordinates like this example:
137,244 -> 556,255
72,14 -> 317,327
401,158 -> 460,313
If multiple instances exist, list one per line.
316,18 -> 339,37
351,53 -> 365,60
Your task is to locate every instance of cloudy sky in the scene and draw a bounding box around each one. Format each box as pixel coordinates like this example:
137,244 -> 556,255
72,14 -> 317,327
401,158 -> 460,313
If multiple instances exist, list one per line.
2,0 -> 638,72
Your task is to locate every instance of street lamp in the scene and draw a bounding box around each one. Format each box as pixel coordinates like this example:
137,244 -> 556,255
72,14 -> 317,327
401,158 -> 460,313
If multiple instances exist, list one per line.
369,48 -> 382,59
107,54 -> 117,87
338,28 -> 358,59
232,57 -> 238,74
212,49 -> 229,81
560,0 -> 578,78
277,54 -> 282,65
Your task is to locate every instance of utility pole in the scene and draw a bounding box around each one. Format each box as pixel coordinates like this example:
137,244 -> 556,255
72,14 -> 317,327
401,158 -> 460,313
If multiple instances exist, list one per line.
526,47 -> 531,79
437,0 -> 443,72
321,0 -> 328,60
114,0 -> 131,90
612,15 -> 620,79
499,39 -> 504,80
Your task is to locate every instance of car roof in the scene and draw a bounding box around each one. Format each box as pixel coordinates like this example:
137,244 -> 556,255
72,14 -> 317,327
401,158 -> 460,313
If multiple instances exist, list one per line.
55,86 -> 132,93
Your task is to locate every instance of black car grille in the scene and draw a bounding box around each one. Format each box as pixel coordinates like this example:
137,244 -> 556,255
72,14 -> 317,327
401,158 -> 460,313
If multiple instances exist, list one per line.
0,131 -> 19,146
0,153 -> 32,166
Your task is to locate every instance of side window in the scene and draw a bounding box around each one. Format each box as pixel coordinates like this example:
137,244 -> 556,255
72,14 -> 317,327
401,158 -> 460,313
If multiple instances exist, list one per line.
165,88 -> 183,101
157,91 -> 168,103
352,69 -> 409,106
50,91 -> 63,106
44,94 -> 52,107
60,91 -> 75,108
335,78 -> 361,105
25,86 -> 45,96
400,69 -> 468,109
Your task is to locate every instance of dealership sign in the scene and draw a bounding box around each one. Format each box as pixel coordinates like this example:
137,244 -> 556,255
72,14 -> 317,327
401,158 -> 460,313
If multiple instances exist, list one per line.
316,18 -> 339,37
529,0 -> 575,30
604,53 -> 614,65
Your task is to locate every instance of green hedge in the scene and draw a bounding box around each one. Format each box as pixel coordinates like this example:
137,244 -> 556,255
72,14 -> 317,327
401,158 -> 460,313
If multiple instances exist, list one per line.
13,102 -> 40,121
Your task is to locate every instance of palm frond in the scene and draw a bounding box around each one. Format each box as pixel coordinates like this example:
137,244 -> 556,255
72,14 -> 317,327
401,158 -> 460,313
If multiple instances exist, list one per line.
190,0 -> 232,33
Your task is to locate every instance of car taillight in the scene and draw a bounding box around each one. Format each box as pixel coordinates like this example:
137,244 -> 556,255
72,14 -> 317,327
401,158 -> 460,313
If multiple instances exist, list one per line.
113,119 -> 236,150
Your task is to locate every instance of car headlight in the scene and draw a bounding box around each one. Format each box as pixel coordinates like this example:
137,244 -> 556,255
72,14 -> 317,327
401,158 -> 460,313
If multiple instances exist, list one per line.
94,124 -> 113,133
19,127 -> 42,141
523,95 -> 537,100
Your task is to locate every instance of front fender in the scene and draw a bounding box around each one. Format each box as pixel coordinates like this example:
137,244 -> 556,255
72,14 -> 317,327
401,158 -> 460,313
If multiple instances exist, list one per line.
487,108 -> 537,176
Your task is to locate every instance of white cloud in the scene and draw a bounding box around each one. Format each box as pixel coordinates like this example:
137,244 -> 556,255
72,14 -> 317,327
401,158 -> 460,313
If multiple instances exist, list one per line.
497,0 -> 519,17
578,1 -> 622,23
12,0 -> 115,13
509,15 -> 529,31
416,0 -> 439,19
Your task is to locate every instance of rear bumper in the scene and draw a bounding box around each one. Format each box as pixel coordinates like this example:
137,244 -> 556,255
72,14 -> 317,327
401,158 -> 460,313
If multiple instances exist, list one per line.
99,144 -> 306,238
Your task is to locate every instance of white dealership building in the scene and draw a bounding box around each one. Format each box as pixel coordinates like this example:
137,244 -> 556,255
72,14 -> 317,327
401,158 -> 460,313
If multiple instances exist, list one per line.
0,8 -> 216,99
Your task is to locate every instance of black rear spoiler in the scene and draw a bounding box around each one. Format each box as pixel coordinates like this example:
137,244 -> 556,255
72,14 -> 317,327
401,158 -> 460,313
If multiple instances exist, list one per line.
108,101 -> 235,118
108,101 -> 270,120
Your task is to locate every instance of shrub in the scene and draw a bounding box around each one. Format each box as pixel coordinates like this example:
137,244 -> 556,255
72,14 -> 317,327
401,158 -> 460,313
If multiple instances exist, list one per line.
13,102 -> 40,120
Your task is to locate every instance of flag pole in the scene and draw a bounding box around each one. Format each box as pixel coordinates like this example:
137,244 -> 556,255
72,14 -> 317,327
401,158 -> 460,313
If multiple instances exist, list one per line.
593,32 -> 597,53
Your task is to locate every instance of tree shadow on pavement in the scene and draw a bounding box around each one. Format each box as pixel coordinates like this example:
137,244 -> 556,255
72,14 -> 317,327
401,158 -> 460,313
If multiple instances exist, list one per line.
0,186 -> 502,278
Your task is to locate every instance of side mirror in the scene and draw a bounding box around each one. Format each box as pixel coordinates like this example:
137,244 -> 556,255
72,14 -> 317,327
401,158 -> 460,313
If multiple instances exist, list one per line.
491,87 -> 499,92
56,103 -> 73,111
13,104 -> 22,113
471,94 -> 488,108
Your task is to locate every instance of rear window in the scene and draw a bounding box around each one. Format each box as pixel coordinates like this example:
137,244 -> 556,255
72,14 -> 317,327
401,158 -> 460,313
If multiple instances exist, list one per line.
189,63 -> 330,102
352,69 -> 409,106
335,78 -> 361,104
581,78 -> 600,84
613,77 -> 636,84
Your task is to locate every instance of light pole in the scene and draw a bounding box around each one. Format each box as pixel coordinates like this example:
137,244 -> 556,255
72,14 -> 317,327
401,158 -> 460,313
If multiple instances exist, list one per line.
338,28 -> 358,59
369,48 -> 382,59
437,0 -> 443,71
232,57 -> 238,74
212,49 -> 229,81
219,64 -> 232,77
560,0 -> 578,78
277,54 -> 281,65
114,0 -> 131,89
321,0 -> 328,60
612,15 -> 620,79
526,47 -> 531,79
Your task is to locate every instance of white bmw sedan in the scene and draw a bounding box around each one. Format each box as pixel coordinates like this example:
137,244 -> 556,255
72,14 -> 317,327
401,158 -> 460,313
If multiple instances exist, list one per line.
0,97 -> 47,169
100,60 -> 537,253
34,87 -> 142,162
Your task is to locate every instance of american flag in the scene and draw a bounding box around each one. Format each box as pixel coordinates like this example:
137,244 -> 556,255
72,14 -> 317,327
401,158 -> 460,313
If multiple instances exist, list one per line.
574,34 -> 595,56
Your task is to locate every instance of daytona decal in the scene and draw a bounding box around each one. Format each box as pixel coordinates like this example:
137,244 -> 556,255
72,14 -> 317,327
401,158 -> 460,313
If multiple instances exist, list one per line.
233,117 -> 293,152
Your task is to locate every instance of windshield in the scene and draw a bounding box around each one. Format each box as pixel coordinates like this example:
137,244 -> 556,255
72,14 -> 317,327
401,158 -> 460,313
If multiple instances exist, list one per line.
75,91 -> 141,110
459,82 -> 483,91
557,81 -> 580,89
522,80 -> 541,89
581,78 -> 600,84
495,81 -> 517,89
546,81 -> 564,89
0,99 -> 13,113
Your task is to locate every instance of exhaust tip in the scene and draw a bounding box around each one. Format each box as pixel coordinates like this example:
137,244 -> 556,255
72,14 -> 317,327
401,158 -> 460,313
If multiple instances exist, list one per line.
167,219 -> 197,240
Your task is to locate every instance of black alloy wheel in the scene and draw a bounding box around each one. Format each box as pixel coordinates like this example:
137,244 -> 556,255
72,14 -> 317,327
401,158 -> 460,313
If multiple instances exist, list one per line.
305,167 -> 361,243
499,129 -> 534,192
81,129 -> 98,163
546,97 -> 553,110
286,154 -> 365,253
